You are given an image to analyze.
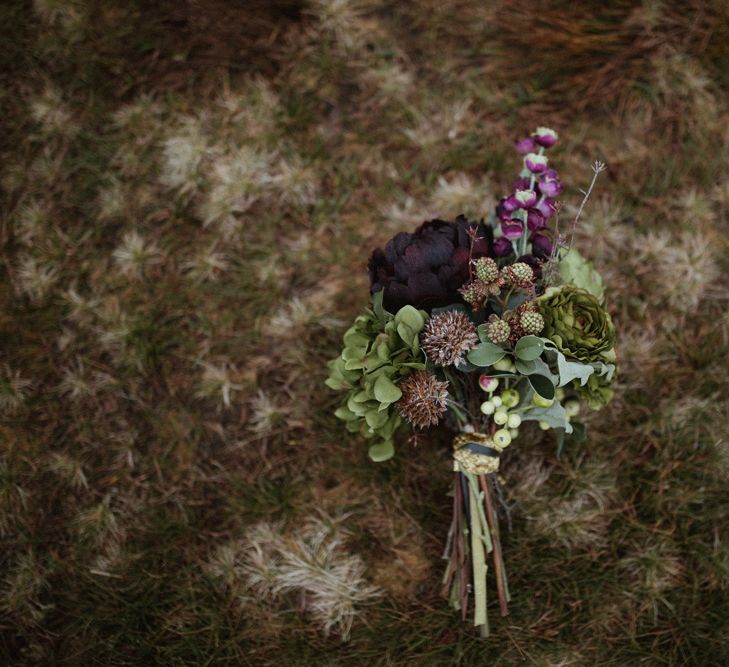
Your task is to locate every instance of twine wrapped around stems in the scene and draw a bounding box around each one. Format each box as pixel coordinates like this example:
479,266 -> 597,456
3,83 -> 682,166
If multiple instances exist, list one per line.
452,432 -> 506,475
443,432 -> 510,637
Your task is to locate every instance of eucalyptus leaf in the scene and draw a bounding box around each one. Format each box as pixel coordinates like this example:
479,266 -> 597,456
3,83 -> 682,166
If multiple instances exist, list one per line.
368,440 -> 395,462
514,335 -> 545,361
528,373 -> 556,400
531,357 -> 558,382
455,357 -> 479,373
506,292 -> 529,311
515,358 -> 537,375
467,341 -> 507,367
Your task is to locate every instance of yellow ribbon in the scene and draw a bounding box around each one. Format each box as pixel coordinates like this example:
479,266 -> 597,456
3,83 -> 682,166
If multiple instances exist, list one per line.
452,432 -> 504,475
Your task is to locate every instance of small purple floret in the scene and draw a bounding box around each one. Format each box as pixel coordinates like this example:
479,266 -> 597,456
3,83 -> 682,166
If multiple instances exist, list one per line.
515,137 -> 537,155
525,153 -> 549,174
501,219 -> 524,240
493,237 -> 513,256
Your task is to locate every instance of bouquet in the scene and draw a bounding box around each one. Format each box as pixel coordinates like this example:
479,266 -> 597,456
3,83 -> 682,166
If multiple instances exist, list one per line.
326,128 -> 618,636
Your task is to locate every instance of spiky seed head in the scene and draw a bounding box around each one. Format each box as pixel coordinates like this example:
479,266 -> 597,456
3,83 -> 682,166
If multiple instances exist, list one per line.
421,311 -> 478,366
485,318 -> 511,345
396,371 -> 448,429
503,262 -> 534,288
475,257 -> 499,284
520,310 -> 544,334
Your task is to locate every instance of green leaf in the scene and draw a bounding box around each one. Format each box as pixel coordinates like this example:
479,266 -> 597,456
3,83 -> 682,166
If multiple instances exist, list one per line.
347,393 -> 369,416
519,401 -> 572,434
556,352 -> 594,387
365,408 -> 389,429
531,356 -> 558,382
372,289 -> 388,323
558,247 -> 605,300
514,335 -> 545,361
394,305 -> 425,332
379,413 -> 401,438
373,374 -> 402,404
396,322 -> 416,348
369,440 -> 395,462
528,374 -> 555,400
591,361 -> 616,381
515,358 -> 537,375
334,405 -> 357,421
467,342 -> 506,367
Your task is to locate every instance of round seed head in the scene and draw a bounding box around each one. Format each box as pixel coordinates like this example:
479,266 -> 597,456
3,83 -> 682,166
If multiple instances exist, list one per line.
396,371 -> 449,429
421,311 -> 479,367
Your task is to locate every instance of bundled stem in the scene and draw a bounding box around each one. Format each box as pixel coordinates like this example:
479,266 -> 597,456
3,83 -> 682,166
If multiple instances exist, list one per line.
442,470 -> 510,637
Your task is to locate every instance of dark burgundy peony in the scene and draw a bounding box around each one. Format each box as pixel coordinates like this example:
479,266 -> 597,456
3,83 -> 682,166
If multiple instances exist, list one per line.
368,216 -> 493,312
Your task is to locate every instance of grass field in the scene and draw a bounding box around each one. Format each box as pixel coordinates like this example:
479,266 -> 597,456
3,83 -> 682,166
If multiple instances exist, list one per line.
1,1 -> 728,664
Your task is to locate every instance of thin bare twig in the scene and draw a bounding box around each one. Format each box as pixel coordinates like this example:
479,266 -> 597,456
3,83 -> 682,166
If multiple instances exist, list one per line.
570,160 -> 606,247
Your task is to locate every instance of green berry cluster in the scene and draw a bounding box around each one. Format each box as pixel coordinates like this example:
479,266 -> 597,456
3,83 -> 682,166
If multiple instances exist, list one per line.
485,317 -> 511,344
520,310 -> 544,335
503,262 -> 534,289
479,383 -> 523,447
475,257 -> 499,284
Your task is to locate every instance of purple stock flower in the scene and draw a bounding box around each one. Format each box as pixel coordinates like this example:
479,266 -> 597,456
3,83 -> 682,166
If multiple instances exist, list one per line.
515,137 -> 537,155
535,197 -> 556,219
368,216 -> 493,312
501,219 -> 524,240
503,194 -> 521,212
514,189 -> 538,208
496,195 -> 520,222
533,127 -> 558,148
530,232 -> 553,259
493,237 -> 512,257
512,177 -> 531,191
526,208 -> 546,231
525,153 -> 549,174
538,168 -> 563,197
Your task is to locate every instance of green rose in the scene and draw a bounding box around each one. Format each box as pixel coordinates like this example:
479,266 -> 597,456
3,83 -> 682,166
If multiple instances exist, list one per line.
537,285 -> 616,364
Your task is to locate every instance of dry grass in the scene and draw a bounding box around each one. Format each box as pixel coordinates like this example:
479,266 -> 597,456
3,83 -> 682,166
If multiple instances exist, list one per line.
1,0 -> 728,664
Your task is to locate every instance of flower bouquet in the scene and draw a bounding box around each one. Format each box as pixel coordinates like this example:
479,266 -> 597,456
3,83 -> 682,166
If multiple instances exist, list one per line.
326,128 -> 617,636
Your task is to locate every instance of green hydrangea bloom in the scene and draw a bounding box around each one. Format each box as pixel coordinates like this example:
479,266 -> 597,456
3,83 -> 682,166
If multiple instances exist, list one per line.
326,291 -> 428,461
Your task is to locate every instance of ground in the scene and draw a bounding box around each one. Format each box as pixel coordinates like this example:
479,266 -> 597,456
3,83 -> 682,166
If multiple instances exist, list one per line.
1,1 -> 728,664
